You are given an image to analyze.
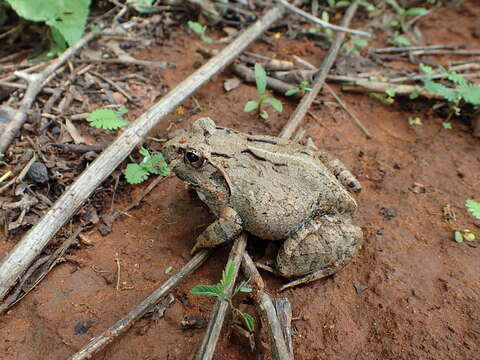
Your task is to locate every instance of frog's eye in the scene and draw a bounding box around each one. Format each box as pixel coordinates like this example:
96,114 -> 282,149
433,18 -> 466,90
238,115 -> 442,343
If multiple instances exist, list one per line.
185,151 -> 205,168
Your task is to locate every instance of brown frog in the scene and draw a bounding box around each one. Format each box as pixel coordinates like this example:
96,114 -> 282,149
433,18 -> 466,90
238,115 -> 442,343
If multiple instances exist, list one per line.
162,117 -> 362,288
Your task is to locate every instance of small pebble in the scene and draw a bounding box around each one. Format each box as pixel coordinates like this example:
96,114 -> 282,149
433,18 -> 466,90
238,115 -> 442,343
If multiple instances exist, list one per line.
27,162 -> 49,184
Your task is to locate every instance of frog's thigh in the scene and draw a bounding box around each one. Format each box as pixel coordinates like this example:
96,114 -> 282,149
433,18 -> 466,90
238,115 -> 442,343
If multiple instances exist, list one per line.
276,218 -> 362,278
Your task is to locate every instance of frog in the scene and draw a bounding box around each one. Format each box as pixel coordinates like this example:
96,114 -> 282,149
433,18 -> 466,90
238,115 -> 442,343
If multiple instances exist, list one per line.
161,117 -> 363,289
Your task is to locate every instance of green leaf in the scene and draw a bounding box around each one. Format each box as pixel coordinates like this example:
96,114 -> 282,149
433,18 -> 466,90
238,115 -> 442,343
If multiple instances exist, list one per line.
124,163 -> 149,184
146,153 -> 170,176
369,93 -> 394,104
285,88 -> 299,96
220,260 -> 236,289
263,97 -> 283,112
386,0 -> 403,15
260,110 -> 269,120
86,108 -> 129,130
385,88 -> 396,98
244,100 -> 259,112
164,265 -> 173,274
359,0 -> 377,12
191,284 -> 223,298
407,117 -> 422,126
327,0 -> 335,6
337,1 -> 351,7
240,311 -> 255,332
201,35 -> 213,43
187,21 -> 205,35
442,122 -> 452,129
389,34 -> 410,46
404,7 -> 428,17
419,63 -> 433,74
6,0 -> 91,47
423,80 -> 458,102
126,0 -> 155,13
457,82 -> 480,106
454,230 -> 463,243
352,37 -> 368,47
466,200 -> 480,219
254,63 -> 267,95
321,11 -> 329,23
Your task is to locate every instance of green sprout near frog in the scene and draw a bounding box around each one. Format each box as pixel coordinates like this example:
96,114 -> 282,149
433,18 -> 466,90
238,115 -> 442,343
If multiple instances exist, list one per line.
191,260 -> 255,332
285,80 -> 313,97
454,200 -> 480,243
244,63 -> 283,120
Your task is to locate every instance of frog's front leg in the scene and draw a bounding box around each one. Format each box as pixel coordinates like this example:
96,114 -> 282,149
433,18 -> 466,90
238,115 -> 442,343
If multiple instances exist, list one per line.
191,206 -> 243,254
316,150 -> 362,193
276,216 -> 362,289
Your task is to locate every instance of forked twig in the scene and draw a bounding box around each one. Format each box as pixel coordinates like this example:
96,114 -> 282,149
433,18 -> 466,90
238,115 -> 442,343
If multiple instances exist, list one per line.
67,249 -> 211,360
194,234 -> 247,360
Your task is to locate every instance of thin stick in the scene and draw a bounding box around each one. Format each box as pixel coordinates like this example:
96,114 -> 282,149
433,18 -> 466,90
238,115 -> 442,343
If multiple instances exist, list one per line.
274,0 -> 371,38
273,297 -> 294,358
0,5 -> 285,303
411,49 -> 480,56
67,249 -> 211,360
373,44 -> 455,54
0,31 -> 97,153
324,84 -> 372,138
242,252 -> 292,360
279,0 -> 361,139
194,234 -> 247,360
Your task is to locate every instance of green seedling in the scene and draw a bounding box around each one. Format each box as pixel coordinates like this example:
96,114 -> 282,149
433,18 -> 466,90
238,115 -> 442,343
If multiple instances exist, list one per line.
164,265 -> 173,275
244,63 -> 283,120
285,80 -> 313,97
343,36 -> 369,54
87,106 -> 129,130
126,0 -> 157,13
192,260 -> 255,332
124,147 -> 170,184
386,0 -> 428,32
388,31 -> 411,46
187,21 -> 213,43
308,11 -> 334,39
369,88 -> 395,104
442,122 -> 452,129
454,200 -> 480,243
420,63 -> 480,119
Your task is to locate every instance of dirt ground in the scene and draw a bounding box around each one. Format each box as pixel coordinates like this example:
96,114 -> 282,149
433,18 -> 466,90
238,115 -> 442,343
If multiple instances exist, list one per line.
1,1 -> 479,360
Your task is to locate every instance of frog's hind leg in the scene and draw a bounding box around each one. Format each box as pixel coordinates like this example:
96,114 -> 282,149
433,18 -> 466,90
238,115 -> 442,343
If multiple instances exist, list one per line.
316,150 -> 362,193
276,217 -> 362,291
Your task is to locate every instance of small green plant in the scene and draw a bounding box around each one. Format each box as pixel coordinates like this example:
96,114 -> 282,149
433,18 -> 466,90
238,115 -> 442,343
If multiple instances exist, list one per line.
388,31 -> 411,46
442,122 -> 452,129
454,200 -> 480,243
192,260 -> 255,332
244,63 -> 283,120
420,63 -> 480,119
87,106 -> 129,130
386,0 -> 428,32
5,0 -> 91,54
285,80 -> 313,97
466,200 -> 480,219
308,11 -> 333,39
369,88 -> 395,104
343,37 -> 369,54
124,148 -> 170,184
187,21 -> 213,43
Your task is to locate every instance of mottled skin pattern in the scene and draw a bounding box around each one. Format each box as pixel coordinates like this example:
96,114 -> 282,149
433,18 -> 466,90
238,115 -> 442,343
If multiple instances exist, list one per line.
162,118 -> 362,283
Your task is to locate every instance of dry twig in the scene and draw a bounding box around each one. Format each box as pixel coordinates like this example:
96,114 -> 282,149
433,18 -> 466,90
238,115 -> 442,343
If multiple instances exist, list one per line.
274,0 -> 371,38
